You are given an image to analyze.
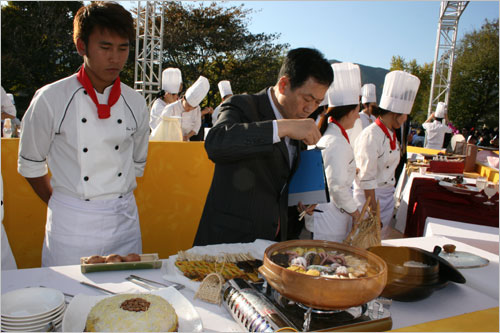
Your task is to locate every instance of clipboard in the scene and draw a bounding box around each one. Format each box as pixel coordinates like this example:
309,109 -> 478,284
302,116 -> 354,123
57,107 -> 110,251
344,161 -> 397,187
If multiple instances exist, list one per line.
288,148 -> 330,206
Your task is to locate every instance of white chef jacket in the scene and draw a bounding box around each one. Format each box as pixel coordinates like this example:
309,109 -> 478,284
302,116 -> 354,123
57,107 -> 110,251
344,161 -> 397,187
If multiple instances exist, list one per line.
161,100 -> 202,137
359,110 -> 376,129
18,74 -> 150,201
149,98 -> 167,130
212,104 -> 222,126
423,120 -> 452,150
314,123 -> 357,242
354,122 -> 400,190
1,86 -> 16,117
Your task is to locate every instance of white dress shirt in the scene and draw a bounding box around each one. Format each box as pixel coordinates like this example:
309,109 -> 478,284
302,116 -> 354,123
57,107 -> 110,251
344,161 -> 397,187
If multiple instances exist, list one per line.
161,100 -> 202,137
18,74 -> 150,200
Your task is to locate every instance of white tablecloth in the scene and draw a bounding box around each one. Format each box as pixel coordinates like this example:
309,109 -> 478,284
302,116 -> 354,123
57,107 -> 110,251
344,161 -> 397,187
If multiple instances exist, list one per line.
2,237 -> 498,331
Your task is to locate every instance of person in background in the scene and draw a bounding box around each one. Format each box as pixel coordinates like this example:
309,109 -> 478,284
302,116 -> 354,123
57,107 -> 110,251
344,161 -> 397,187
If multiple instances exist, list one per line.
1,174 -> 18,270
354,71 -> 420,238
423,102 -> 452,150
150,67 -> 182,130
411,126 -> 425,147
193,48 -> 333,246
159,76 -> 210,141
17,1 -> 150,266
212,80 -> 233,126
359,83 -> 377,129
314,62 -> 362,242
2,86 -> 17,138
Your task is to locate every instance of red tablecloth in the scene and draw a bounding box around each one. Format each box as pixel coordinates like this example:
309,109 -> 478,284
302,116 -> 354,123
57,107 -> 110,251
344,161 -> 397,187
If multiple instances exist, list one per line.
404,178 -> 499,237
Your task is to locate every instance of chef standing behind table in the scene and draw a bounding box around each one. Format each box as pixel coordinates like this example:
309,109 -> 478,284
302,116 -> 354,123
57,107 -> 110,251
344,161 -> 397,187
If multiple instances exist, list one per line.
212,80 -> 234,126
17,2 -> 150,267
359,83 -> 378,129
423,102 -> 452,150
158,76 -> 210,141
353,71 -> 420,238
313,62 -> 362,242
150,68 -> 182,130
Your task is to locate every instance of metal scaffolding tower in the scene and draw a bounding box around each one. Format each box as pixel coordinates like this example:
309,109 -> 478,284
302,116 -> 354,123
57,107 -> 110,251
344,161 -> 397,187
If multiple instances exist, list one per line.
428,1 -> 468,115
134,1 -> 165,107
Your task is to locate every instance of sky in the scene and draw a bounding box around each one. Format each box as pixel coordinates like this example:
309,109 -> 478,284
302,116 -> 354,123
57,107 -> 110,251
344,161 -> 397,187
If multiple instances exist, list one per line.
124,0 -> 498,69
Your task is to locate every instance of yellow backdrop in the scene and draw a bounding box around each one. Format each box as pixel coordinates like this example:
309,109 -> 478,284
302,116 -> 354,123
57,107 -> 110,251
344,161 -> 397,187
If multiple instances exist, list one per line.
1,138 -> 214,268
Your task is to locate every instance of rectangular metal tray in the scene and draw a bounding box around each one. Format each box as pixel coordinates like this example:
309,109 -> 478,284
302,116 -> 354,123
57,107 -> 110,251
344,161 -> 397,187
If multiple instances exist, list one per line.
80,253 -> 162,273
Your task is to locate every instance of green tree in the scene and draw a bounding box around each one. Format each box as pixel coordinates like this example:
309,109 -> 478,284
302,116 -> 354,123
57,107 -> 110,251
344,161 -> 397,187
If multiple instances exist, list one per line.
1,1 -> 84,118
389,56 -> 433,124
158,1 -> 288,108
448,19 -> 499,130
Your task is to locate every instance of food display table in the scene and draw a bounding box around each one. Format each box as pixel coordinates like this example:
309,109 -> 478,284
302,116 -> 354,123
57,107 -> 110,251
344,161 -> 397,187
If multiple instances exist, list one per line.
2,236 -> 499,332
393,172 -> 499,236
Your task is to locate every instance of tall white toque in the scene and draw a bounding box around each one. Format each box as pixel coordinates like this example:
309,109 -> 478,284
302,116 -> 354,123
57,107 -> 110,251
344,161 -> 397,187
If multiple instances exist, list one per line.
361,83 -> 377,104
435,102 -> 447,118
327,62 -> 361,107
185,76 -> 210,107
379,70 -> 420,115
162,68 -> 183,94
217,80 -> 233,99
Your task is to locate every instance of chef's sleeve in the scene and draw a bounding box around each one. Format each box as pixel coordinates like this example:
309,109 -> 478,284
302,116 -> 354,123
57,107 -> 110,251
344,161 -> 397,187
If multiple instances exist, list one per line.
17,90 -> 54,178
192,107 -> 202,135
133,102 -> 150,177
354,131 -> 379,190
322,141 -> 358,214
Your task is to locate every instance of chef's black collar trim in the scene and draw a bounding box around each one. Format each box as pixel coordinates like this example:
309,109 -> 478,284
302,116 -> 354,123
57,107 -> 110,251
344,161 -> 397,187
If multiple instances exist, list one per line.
121,93 -> 138,129
56,87 -> 84,134
19,155 -> 46,163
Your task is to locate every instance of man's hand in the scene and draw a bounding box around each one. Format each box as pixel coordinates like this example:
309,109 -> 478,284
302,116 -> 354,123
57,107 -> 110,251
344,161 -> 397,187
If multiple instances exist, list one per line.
277,118 -> 321,145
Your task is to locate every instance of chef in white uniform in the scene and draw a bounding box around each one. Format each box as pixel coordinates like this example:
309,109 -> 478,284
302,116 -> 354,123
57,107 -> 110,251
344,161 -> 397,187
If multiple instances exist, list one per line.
17,2 -> 149,266
359,83 -> 377,129
212,80 -> 233,126
314,63 -> 362,242
150,68 -> 182,130
423,102 -> 452,150
1,86 -> 16,120
159,76 -> 210,141
353,71 -> 420,238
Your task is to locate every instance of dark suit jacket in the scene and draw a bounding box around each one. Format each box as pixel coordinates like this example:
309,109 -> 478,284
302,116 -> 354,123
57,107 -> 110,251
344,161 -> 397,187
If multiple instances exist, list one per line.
193,89 -> 302,246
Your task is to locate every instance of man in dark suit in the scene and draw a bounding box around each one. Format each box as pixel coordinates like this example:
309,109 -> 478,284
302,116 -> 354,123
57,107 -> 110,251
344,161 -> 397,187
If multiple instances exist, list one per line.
193,48 -> 333,246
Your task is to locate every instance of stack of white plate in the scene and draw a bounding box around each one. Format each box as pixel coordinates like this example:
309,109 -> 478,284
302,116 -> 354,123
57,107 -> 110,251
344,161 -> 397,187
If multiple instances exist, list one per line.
1,287 -> 66,332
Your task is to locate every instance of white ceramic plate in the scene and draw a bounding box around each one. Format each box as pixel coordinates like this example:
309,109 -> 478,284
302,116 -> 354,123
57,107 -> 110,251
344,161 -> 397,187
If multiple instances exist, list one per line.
62,287 -> 202,332
1,303 -> 65,324
1,314 -> 63,331
1,287 -> 65,319
438,181 -> 480,194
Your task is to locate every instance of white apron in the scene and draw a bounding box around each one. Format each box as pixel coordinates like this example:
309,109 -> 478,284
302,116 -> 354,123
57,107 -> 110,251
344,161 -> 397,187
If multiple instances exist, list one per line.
314,191 -> 354,243
353,186 -> 394,238
42,191 -> 142,267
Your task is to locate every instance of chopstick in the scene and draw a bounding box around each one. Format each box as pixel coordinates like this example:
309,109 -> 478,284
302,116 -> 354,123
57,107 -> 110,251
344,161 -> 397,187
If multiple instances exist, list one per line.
80,281 -> 116,295
129,275 -> 185,291
126,276 -> 159,291
298,208 -> 323,221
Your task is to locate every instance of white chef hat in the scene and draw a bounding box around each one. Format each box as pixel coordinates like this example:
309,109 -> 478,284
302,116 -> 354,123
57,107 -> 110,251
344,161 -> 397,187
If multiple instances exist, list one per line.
435,102 -> 447,118
361,83 -> 376,104
379,70 -> 420,115
327,62 -> 361,107
218,80 -> 233,99
162,68 -> 183,94
185,76 -> 210,107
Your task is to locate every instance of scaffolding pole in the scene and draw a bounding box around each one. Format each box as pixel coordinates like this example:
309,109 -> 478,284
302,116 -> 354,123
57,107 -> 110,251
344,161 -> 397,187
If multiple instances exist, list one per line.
427,1 -> 468,116
134,1 -> 165,108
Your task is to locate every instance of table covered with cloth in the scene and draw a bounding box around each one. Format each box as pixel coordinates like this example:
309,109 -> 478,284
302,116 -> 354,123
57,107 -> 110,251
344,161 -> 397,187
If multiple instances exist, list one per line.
404,177 -> 499,237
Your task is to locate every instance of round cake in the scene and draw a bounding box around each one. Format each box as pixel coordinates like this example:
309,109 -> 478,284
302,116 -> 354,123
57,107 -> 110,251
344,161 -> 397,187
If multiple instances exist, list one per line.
85,294 -> 178,332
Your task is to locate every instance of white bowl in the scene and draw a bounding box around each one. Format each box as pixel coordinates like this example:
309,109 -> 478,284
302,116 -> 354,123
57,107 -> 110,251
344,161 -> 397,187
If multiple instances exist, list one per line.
2,303 -> 65,325
1,287 -> 64,319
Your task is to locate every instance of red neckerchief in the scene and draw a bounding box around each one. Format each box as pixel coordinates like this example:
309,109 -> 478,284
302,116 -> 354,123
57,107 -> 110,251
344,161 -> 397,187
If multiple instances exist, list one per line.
328,117 -> 349,143
375,117 -> 396,150
76,65 -> 121,119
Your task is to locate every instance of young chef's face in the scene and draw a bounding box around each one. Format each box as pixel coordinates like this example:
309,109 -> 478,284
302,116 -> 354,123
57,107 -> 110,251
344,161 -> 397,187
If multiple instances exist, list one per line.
278,76 -> 328,119
77,27 -> 129,92
392,113 -> 408,129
